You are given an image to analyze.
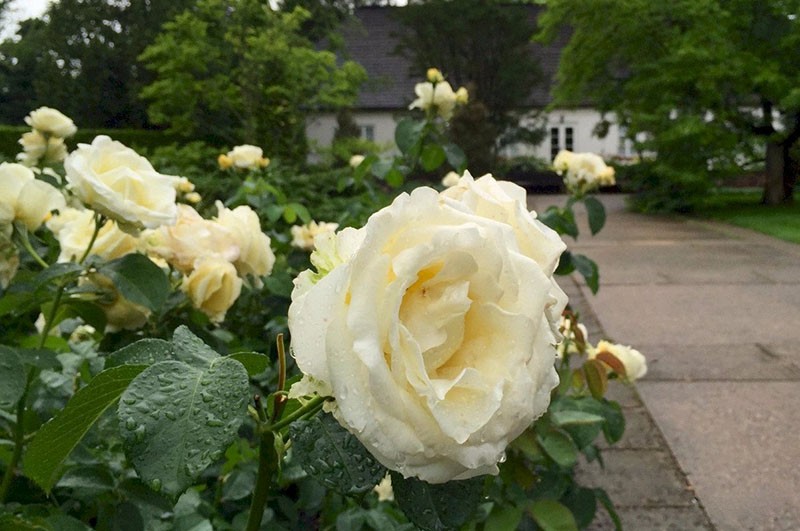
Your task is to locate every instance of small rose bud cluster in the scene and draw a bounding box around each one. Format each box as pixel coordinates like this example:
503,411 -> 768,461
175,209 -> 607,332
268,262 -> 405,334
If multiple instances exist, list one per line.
552,150 -> 616,196
16,107 -> 77,167
218,144 -> 270,171
409,68 -> 468,121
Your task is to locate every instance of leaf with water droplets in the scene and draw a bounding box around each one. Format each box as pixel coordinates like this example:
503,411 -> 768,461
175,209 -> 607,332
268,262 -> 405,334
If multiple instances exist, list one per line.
105,339 -> 173,369
172,326 -> 219,367
390,472 -> 485,531
0,345 -> 26,410
118,357 -> 249,497
24,364 -> 148,492
289,412 -> 386,495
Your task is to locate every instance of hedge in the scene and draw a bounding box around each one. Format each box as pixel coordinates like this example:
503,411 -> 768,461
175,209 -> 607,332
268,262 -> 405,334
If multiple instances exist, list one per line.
0,125 -> 190,159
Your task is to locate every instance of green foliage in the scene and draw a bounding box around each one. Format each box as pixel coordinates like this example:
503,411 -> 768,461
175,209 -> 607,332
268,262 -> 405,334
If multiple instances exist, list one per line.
138,0 -> 366,163
0,346 -> 25,409
623,161 -> 712,213
390,473 -> 484,531
289,413 -> 387,495
538,0 -> 800,207
98,255 -> 170,314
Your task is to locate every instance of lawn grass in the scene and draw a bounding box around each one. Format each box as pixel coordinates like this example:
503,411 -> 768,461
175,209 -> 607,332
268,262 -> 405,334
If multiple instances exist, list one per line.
695,188 -> 800,244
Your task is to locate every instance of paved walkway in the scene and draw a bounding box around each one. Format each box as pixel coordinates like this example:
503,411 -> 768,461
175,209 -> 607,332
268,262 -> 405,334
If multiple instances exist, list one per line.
529,194 -> 800,531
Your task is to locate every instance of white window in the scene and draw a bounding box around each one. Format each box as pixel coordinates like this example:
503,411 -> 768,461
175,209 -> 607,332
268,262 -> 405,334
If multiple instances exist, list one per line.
359,124 -> 375,142
550,126 -> 574,160
618,126 -> 633,156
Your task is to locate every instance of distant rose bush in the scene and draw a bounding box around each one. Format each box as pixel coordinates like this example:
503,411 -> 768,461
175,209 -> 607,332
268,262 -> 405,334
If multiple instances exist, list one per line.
24,106 -> 77,138
553,150 -> 616,196
289,173 -> 566,483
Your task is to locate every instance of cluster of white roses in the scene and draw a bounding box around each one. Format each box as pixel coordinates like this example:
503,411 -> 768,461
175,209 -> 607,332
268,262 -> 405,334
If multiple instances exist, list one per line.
218,144 -> 270,171
409,68 -> 469,121
552,150 -> 616,196
290,220 -> 339,251
288,171 -> 567,483
2,112 -> 276,328
16,107 -> 77,167
558,314 -> 647,382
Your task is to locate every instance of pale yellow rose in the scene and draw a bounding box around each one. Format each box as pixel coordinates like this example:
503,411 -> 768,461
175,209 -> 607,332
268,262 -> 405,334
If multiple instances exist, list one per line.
590,340 -> 647,382
182,257 -> 243,323
217,154 -> 234,170
17,130 -> 47,162
553,150 -> 615,195
349,154 -> 365,168
227,145 -> 269,170
214,202 -> 275,287
455,86 -> 469,105
441,171 -> 461,188
24,107 -> 77,138
290,220 -> 339,251
0,163 -> 66,231
289,176 -> 566,483
64,136 -> 180,230
48,208 -> 140,262
409,81 -> 458,120
144,204 -> 238,274
426,67 -> 444,84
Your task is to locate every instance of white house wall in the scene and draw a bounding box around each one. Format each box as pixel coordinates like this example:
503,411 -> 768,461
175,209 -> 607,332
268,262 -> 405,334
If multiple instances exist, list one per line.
306,108 -> 633,163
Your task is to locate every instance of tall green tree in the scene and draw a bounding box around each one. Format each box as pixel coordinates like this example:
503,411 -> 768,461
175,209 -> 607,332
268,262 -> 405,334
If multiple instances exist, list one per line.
538,0 -> 800,206
394,0 -> 546,166
0,0 -> 195,128
139,0 -> 366,162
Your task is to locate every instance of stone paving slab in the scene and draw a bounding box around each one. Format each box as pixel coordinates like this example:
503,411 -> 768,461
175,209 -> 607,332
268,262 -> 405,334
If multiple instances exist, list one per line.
589,507 -> 714,531
638,381 -> 800,531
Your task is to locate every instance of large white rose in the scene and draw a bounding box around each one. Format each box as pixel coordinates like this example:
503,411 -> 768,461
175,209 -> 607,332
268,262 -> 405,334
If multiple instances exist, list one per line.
24,107 -> 77,138
64,136 -> 180,230
288,175 -> 567,483
0,162 -> 66,231
48,208 -> 140,262
226,144 -> 269,170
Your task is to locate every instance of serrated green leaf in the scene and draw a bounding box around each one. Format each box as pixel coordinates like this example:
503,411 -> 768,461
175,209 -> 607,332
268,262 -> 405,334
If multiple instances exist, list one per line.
0,345 -> 26,409
583,196 -> 606,235
443,143 -> 467,172
56,466 -> 115,501
227,352 -> 269,376
536,428 -> 579,468
118,358 -> 249,497
24,364 -> 148,492
528,499 -> 578,531
395,118 -> 425,154
62,300 -> 107,332
551,410 -> 606,426
420,143 -> 447,172
572,254 -> 599,294
99,254 -> 169,313
105,338 -> 173,369
172,326 -> 218,367
390,472 -> 484,531
290,413 -> 386,495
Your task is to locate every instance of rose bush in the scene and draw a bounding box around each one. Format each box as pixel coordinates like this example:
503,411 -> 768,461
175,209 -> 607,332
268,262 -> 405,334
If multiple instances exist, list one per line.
289,172 -> 567,483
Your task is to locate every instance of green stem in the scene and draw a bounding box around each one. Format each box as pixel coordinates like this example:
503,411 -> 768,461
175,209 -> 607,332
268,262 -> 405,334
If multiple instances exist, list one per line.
39,282 -> 67,348
263,396 -> 326,433
78,213 -> 103,264
16,229 -> 48,269
245,431 -> 276,531
0,368 -> 35,503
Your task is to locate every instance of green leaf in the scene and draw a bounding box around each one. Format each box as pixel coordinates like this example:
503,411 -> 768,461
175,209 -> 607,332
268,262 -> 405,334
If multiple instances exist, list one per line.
24,364 -> 148,492
562,487 -> 597,529
443,143 -> 467,172
172,326 -> 218,367
289,413 -> 386,495
420,143 -> 447,172
536,428 -> 579,468
594,488 -> 623,531
583,196 -> 606,235
227,352 -> 269,376
390,472 -> 484,531
282,204 -> 297,224
118,358 -> 250,497
33,262 -> 85,286
99,254 -> 169,313
395,118 -> 425,154
528,499 -> 578,531
572,254 -> 599,294
105,338 -> 173,369
62,300 -> 107,332
0,346 -> 26,410
551,410 -> 606,426
599,400 -> 626,444
554,250 -> 576,276
56,465 -> 116,500
539,206 -> 579,239
484,505 -> 524,531
385,168 -> 405,188
288,202 -> 311,224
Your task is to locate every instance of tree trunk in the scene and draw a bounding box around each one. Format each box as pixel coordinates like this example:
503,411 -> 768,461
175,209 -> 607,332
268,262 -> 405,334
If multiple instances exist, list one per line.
763,141 -> 788,205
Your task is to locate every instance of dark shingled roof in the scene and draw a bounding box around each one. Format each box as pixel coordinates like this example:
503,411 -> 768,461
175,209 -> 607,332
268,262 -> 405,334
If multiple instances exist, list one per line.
340,6 -> 570,111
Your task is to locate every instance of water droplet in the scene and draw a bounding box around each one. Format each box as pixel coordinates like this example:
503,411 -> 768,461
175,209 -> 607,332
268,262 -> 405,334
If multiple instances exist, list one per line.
134,425 -> 147,442
164,410 -> 177,420
150,478 -> 162,492
201,391 -> 213,403
125,417 -> 137,430
122,396 -> 136,405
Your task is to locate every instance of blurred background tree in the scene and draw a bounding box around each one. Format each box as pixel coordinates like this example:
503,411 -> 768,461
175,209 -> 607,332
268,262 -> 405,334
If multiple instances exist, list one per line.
539,0 -> 800,209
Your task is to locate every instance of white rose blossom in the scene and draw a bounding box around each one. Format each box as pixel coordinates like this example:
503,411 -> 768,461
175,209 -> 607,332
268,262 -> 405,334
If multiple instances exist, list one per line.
290,220 -> 339,251
214,202 -> 275,288
409,81 -> 461,120
64,135 -> 180,230
48,207 -> 140,263
226,144 -> 270,170
0,162 -> 66,231
590,340 -> 647,382
182,256 -> 243,323
24,107 -> 77,138
349,154 -> 366,168
288,172 -> 567,483
553,150 -> 616,196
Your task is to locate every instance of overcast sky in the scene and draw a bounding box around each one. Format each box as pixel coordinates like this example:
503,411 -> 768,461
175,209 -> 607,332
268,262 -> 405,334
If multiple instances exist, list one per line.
1,0 -> 52,38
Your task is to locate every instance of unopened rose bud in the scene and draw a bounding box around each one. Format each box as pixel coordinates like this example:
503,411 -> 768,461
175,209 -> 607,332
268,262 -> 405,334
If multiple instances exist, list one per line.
184,192 -> 202,204
218,154 -> 233,170
455,87 -> 469,105
426,67 -> 444,84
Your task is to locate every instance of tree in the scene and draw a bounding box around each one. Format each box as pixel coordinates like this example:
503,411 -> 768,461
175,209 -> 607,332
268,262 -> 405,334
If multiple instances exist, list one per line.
0,0 -> 195,128
538,0 -> 800,206
394,0 -> 546,163
139,0 -> 366,162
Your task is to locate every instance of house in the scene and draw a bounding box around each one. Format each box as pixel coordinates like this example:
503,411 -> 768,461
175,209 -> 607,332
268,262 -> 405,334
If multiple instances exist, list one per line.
305,6 -> 634,164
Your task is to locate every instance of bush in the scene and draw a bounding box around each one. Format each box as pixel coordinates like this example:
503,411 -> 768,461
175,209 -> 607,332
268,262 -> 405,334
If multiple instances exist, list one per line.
622,161 -> 712,213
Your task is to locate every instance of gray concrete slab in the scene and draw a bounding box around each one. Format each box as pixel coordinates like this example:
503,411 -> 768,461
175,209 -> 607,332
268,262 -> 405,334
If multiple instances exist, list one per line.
638,382 -> 800,531
589,506 -> 714,531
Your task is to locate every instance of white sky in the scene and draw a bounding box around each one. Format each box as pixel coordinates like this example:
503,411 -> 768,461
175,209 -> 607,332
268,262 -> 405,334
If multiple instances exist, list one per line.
1,0 -> 53,38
